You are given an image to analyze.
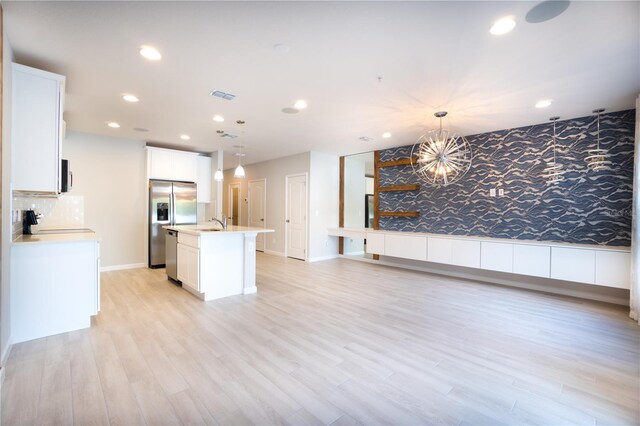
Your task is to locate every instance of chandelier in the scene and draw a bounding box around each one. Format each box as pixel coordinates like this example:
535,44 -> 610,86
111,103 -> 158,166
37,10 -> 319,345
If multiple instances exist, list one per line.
542,116 -> 565,185
585,108 -> 612,171
410,111 -> 472,186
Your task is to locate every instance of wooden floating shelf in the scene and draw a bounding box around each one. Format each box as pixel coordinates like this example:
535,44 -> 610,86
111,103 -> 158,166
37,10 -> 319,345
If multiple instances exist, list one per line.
377,157 -> 417,168
379,211 -> 420,218
379,184 -> 420,192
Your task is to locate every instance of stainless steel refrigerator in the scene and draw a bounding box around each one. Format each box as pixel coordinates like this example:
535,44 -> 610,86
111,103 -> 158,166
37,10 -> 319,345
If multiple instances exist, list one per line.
149,180 -> 197,268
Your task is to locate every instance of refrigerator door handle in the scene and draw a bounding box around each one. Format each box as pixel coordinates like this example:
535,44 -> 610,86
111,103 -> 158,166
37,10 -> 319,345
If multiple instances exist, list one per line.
171,190 -> 176,225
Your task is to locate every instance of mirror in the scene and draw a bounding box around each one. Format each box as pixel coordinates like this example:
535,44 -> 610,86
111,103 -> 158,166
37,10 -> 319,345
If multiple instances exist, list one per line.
342,151 -> 374,259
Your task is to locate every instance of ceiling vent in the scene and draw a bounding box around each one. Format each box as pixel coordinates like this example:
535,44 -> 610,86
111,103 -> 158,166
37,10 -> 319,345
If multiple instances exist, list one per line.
210,90 -> 236,101
220,133 -> 237,139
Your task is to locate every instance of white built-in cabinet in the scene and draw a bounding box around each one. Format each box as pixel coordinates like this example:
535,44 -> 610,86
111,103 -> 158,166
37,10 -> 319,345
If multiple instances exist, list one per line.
11,239 -> 100,343
334,228 -> 630,289
177,235 -> 200,292
196,156 -> 212,203
147,147 -> 212,203
12,64 -> 65,194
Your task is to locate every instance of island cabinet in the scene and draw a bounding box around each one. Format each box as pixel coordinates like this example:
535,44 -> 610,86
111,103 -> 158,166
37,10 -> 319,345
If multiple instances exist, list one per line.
12,64 -> 65,194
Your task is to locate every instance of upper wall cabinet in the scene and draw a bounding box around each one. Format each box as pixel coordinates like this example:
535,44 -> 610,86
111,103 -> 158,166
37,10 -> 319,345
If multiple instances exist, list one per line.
147,147 -> 198,183
12,64 -> 65,194
196,156 -> 212,203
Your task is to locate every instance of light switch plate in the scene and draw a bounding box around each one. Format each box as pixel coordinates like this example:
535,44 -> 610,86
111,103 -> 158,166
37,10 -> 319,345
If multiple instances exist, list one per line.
498,188 -> 504,196
489,188 -> 496,197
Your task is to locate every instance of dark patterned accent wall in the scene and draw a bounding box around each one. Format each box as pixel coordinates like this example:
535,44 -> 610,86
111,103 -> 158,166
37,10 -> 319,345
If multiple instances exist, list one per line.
379,109 -> 635,246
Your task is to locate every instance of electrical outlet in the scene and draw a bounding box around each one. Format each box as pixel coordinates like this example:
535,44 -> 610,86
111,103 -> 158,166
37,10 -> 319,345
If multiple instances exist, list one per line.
489,188 -> 496,197
498,188 -> 504,197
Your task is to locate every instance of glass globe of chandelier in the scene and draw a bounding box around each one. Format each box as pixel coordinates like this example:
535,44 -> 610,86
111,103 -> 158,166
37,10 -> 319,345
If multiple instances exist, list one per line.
585,108 -> 612,171
542,116 -> 566,185
411,111 -> 472,186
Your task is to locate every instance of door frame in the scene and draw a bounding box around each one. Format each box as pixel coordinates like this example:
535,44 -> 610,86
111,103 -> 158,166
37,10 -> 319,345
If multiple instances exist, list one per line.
228,182 -> 242,226
248,178 -> 267,251
284,172 -> 309,260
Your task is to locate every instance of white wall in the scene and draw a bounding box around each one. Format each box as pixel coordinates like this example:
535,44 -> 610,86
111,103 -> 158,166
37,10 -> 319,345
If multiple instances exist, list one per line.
309,152 -> 339,261
223,152 -> 310,255
1,28 -> 14,364
63,131 -> 146,268
343,156 -> 366,254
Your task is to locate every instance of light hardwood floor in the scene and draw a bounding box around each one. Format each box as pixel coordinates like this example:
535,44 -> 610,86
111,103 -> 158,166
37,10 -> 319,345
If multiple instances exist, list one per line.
2,253 -> 639,425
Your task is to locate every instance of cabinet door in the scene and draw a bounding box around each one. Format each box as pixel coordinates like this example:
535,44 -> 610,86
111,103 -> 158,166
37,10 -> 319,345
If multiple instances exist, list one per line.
172,152 -> 198,182
481,242 -> 513,273
513,244 -> 550,278
451,239 -> 481,268
385,234 -> 427,261
595,251 -> 630,289
196,156 -> 212,203
365,233 -> 384,255
149,149 -> 174,180
177,243 -> 200,292
13,65 -> 64,193
428,237 -> 452,264
550,247 -> 595,284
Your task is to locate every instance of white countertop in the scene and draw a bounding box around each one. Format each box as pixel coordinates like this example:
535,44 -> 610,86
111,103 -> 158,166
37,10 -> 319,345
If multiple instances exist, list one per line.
165,224 -> 275,236
13,230 -> 99,245
328,227 -> 631,253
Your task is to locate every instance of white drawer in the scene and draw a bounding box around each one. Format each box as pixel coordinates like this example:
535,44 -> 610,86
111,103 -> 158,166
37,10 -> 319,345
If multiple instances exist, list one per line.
385,234 -> 427,261
178,232 -> 200,249
451,239 -> 481,268
550,247 -> 595,284
365,233 -> 385,255
481,242 -> 513,273
513,244 -> 550,278
427,237 -> 452,264
595,250 -> 630,289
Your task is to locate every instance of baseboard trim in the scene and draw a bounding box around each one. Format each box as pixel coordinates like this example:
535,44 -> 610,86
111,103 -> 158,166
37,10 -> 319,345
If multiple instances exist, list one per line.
243,286 -> 257,295
374,257 -> 629,306
308,254 -> 339,263
263,250 -> 285,257
1,335 -> 13,390
101,263 -> 146,272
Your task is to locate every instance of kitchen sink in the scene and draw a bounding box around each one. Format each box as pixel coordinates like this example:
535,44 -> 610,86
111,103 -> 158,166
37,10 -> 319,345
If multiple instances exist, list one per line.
200,228 -> 223,232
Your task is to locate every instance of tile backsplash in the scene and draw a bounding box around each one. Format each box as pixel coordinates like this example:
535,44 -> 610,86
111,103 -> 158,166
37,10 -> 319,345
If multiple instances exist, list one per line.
13,194 -> 85,233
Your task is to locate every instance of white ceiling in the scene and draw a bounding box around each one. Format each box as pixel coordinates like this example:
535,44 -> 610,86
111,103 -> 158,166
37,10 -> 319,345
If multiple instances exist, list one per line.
3,1 -> 639,167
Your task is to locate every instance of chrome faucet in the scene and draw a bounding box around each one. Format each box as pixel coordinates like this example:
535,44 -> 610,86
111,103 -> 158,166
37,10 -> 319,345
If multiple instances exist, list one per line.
209,215 -> 228,230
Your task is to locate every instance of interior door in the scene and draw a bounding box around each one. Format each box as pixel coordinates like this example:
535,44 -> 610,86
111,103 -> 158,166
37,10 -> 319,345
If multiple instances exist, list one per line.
248,179 -> 266,251
286,174 -> 307,260
228,183 -> 241,226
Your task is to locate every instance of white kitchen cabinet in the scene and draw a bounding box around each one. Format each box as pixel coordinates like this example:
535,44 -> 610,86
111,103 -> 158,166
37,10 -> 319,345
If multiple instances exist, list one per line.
147,147 -> 198,182
12,64 -> 65,194
385,234 -> 427,261
595,250 -> 630,289
196,156 -> 212,203
551,247 -> 595,284
451,239 -> 481,268
177,243 -> 200,292
428,237 -> 452,264
365,232 -> 385,255
481,241 -> 513,273
11,239 -> 99,343
513,244 -> 550,278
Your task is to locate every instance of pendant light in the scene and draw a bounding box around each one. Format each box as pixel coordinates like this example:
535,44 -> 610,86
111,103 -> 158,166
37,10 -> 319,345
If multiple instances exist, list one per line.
410,111 -> 472,186
542,116 -> 565,185
214,131 -> 224,181
586,108 -> 612,171
234,145 -> 245,178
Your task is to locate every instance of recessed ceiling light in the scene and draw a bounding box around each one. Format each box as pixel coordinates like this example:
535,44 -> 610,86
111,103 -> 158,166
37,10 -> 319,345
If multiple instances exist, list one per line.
107,122 -> 120,128
139,45 -> 161,61
490,17 -> 516,35
213,115 -> 225,122
122,94 -> 139,103
535,99 -> 553,109
382,132 -> 391,139
294,100 -> 307,110
180,134 -> 190,140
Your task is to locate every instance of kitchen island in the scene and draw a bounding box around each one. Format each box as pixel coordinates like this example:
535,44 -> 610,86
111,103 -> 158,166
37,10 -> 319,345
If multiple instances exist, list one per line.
164,224 -> 274,301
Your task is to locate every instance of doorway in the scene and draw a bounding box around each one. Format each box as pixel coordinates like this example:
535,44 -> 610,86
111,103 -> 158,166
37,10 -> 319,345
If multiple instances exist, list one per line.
285,173 -> 307,260
228,183 -> 241,226
248,178 -> 266,251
